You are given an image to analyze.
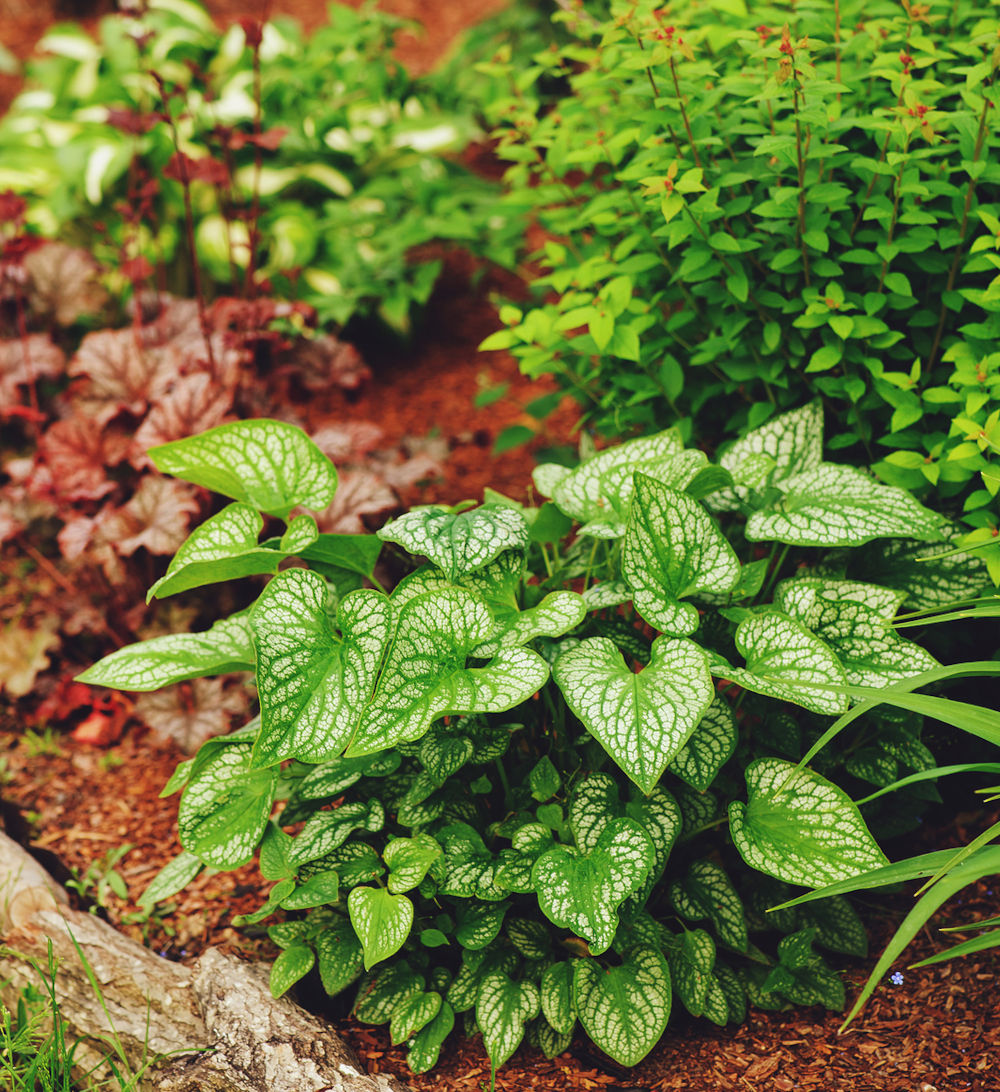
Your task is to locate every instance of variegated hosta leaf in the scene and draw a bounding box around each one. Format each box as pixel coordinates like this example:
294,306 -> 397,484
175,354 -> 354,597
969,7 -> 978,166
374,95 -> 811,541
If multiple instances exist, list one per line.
385,834 -> 442,894
177,741 -> 276,869
668,697 -> 737,791
540,962 -> 575,1035
251,570 -> 393,767
554,635 -> 714,794
470,591 -> 585,657
346,589 -> 549,756
775,578 -> 939,688
148,503 -> 281,600
77,611 -> 254,692
149,418 -> 338,519
623,474 -> 740,636
667,929 -> 715,1017
408,1000 -> 454,1074
532,818 -> 654,954
390,990 -> 442,1045
289,800 -> 384,866
316,916 -> 364,997
377,505 -> 529,581
669,860 -> 748,952
348,886 -> 414,970
476,972 -> 540,1072
573,945 -> 671,1067
747,464 -> 943,547
714,612 -> 848,716
729,758 -> 889,887
581,580 -> 632,611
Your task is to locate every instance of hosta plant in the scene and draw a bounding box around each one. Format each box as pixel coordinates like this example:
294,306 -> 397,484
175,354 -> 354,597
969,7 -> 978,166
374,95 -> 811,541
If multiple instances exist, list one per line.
81,404 -> 989,1076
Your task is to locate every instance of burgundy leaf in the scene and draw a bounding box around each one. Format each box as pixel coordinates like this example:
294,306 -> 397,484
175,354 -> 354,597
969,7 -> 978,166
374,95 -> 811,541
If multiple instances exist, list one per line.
23,242 -> 108,326
313,468 -> 398,534
69,329 -> 174,422
311,421 -> 385,463
38,417 -> 130,502
134,678 -> 249,752
0,335 -> 66,404
132,371 -> 235,459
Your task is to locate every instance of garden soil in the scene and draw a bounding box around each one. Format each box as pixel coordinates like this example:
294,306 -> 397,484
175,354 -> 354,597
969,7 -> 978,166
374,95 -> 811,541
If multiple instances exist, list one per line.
0,2 -> 997,1090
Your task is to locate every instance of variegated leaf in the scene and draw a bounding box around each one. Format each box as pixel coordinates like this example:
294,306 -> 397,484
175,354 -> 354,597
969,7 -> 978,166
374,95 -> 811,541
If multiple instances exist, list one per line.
701,975 -> 730,1026
377,505 -> 528,581
354,962 -> 422,1024
456,901 -> 509,950
348,886 -> 414,970
581,580 -> 632,611
573,945 -> 670,1066
532,818 -> 654,954
385,834 -> 442,894
390,990 -> 442,1045
667,929 -> 715,1017
533,1016 -> 573,1059
569,773 -> 618,854
269,942 -> 315,998
623,474 -> 740,635
289,800 -> 384,866
540,962 -> 575,1035
408,1000 -> 454,1074
470,591 -> 585,657
729,758 -> 889,886
251,570 -> 392,766
668,697 -> 737,791
150,418 -> 338,518
554,635 -> 714,793
713,612 -> 848,715
78,611 -> 254,692
669,860 -> 747,952
316,916 -> 364,997
476,972 -> 540,1071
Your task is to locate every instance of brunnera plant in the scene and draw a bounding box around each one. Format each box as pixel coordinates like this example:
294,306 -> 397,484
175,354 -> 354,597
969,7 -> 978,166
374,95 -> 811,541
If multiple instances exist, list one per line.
478,0 -> 1000,579
80,404 -> 989,1077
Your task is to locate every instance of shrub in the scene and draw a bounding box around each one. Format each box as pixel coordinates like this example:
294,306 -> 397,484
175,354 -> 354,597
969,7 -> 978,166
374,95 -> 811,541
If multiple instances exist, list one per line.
0,0 -> 517,333
478,0 -> 1000,578
80,404 -> 990,1076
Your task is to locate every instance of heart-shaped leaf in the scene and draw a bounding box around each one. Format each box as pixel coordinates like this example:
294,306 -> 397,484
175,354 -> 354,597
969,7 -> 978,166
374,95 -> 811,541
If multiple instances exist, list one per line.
669,860 -> 747,952
666,929 -> 715,1016
137,850 -> 203,909
385,834 -> 443,894
251,570 -> 393,767
573,945 -> 671,1066
532,817 -> 654,954
747,464 -> 943,547
470,591 -> 586,657
299,532 -> 382,578
390,990 -> 442,1045
150,418 -> 338,519
354,962 -> 423,1024
533,1016 -> 573,1059
568,773 -> 618,854
581,580 -> 632,611
377,505 -> 528,581
554,635 -> 714,793
668,697 -> 737,791
407,999 -> 454,1074
476,972 -> 540,1072
78,610 -> 254,692
729,758 -> 889,887
713,613 -> 848,715
540,962 -> 575,1035
316,916 -> 364,997
289,800 -> 384,866
623,474 -> 740,635
269,942 -> 315,998
456,901 -> 509,950
348,886 -> 415,970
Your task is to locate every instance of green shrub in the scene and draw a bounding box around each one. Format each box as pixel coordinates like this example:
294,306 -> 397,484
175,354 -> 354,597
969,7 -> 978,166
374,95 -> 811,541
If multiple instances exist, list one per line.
80,405 -> 991,1076
478,0 -> 1000,578
0,0 -> 517,333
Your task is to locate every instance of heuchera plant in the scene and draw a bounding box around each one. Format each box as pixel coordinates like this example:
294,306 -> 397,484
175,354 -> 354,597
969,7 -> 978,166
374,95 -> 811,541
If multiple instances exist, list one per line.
80,405 -> 989,1077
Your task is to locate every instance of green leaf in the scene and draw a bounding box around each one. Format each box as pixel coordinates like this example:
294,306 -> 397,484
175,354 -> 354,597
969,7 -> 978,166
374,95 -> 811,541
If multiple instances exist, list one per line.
667,929 -> 715,1016
281,870 -> 340,910
299,533 -> 382,577
456,901 -> 509,949
289,800 -> 384,866
714,612 -> 849,715
554,635 -> 714,793
390,990 -> 442,1045
670,861 -> 747,952
316,917 -> 364,997
348,886 -> 415,970
476,972 -> 540,1072
529,756 -> 560,802
623,475 -> 740,635
78,611 -> 254,692
470,591 -> 586,657
668,698 -> 737,791
136,850 -> 203,909
730,758 -> 889,887
540,962 -> 575,1035
573,945 -> 671,1066
532,817 -> 654,954
798,895 -> 868,957
385,834 -> 443,894
150,418 -> 338,519
408,1000 -> 455,1074
269,942 -> 315,998
377,505 -> 529,581
568,773 -> 618,854
178,741 -> 276,869
748,465 -> 943,547
354,962 -> 423,1024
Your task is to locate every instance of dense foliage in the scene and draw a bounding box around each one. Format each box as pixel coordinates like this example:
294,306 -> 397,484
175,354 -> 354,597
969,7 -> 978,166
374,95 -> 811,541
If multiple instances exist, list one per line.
479,0 -> 1000,577
81,406 -> 991,1076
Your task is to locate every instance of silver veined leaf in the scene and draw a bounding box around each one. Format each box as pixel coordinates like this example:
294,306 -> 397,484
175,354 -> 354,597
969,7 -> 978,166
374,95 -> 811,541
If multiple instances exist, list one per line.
701,975 -> 730,1026
476,972 -> 540,1073
666,929 -> 715,1017
506,918 -> 551,960
250,570 -> 392,767
78,611 -> 254,692
623,474 -> 740,636
385,833 -> 442,894
279,513 -> 319,554
713,961 -> 747,1023
625,788 -> 682,901
354,962 -> 423,1024
669,860 -> 748,952
456,901 -> 509,951
177,741 -> 275,870
568,773 -> 618,854
377,505 -> 529,581
747,464 -> 943,547
798,895 -> 868,957
714,612 -> 848,715
470,591 -> 585,657
668,697 -> 737,791
533,1016 -> 573,1059
729,758 -> 889,887
280,870 -> 340,910
418,727 -> 473,781
390,550 -> 522,611
532,462 -> 572,498
150,418 -> 338,519
581,580 -> 632,611
390,990 -> 442,1045
540,962 -> 575,1035
316,916 -> 364,997
269,942 -> 315,998
573,945 -> 670,1067
775,577 -> 906,622
348,886 -> 415,970
554,635 -> 714,793
289,800 -> 384,867
532,817 -> 654,954
407,1000 -> 455,1074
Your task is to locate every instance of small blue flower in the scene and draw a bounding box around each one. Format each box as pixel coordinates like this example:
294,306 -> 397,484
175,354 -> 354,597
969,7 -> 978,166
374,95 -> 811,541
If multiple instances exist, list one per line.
889,971 -> 904,986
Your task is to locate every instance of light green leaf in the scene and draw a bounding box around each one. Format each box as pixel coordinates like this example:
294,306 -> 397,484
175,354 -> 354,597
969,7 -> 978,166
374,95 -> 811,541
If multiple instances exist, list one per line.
568,773 -> 618,854
623,474 -> 740,635
670,861 -> 747,952
281,870 -> 340,910
289,800 -> 384,866
470,591 -> 585,657
529,756 -> 561,802
668,698 -> 737,791
540,962 -> 575,1035
554,635 -> 714,793
581,580 -> 632,611
532,462 -> 571,498
354,962 -> 423,1024
714,612 -> 848,715
408,1000 -> 454,1074
390,990 -> 442,1045
667,930 -> 715,1017
348,886 -> 415,970
456,901 -> 509,950
79,611 -> 253,693
251,571 -> 393,766
730,758 -> 889,887
385,834 -> 442,893
747,465 -> 943,547
150,418 -> 338,519
137,850 -> 203,908
269,942 -> 315,998
476,972 -> 540,1072
532,817 -> 654,954
573,945 -> 670,1066
178,741 -> 275,870
377,505 -> 528,581
299,532 -> 382,578
316,916 -> 364,997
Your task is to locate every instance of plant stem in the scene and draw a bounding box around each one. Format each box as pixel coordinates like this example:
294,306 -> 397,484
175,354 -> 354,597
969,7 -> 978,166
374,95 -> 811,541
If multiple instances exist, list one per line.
668,57 -> 702,169
792,86 -> 811,287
